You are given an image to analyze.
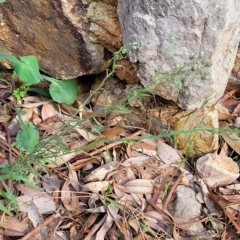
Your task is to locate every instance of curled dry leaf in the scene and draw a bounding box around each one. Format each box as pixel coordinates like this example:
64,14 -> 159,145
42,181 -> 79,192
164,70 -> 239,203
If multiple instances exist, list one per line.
157,140 -> 182,167
95,204 -> 121,240
173,226 -> 219,240
131,193 -> 148,211
68,164 -> 80,192
61,180 -> 79,212
121,155 -> 151,168
74,127 -> 99,142
132,141 -> 158,157
113,183 -> 137,207
114,167 -> 136,185
84,161 -> 119,182
144,211 -> 172,234
16,184 -> 41,195
124,179 -> 154,194
0,215 -> 30,234
82,181 -> 110,193
128,218 -> 139,234
47,152 -> 75,168
221,128 -> 240,155
41,103 -> 59,121
101,126 -> 126,139
21,107 -> 34,122
85,215 -> 107,240
17,100 -> 53,109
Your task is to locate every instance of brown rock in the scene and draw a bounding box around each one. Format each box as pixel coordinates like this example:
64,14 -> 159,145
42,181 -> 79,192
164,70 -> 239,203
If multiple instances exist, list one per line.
87,1 -> 122,52
114,58 -> 139,84
0,0 -> 120,79
169,106 -> 218,155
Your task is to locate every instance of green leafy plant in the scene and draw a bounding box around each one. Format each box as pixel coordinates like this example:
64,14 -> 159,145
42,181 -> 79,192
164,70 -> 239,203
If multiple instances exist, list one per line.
11,110 -> 39,153
0,52 -> 77,153
0,41 -> 223,230
0,53 -> 77,104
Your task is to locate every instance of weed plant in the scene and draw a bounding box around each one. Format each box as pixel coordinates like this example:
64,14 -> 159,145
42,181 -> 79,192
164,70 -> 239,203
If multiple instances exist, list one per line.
0,41 -> 234,222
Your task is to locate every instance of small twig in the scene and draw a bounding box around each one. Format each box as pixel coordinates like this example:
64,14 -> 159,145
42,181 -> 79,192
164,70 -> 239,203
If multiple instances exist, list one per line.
162,172 -> 184,211
0,137 -> 19,156
147,168 -> 170,212
86,129 -> 145,157
20,213 -> 61,240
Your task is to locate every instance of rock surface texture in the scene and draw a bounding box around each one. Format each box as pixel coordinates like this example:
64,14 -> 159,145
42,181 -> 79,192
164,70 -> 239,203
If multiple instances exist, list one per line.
196,154 -> 239,187
117,0 -> 240,109
170,106 -> 218,155
0,0 -> 137,80
171,185 -> 206,235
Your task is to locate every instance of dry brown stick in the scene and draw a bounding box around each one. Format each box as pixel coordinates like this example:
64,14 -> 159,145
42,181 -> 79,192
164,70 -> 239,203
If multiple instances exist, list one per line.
85,129 -> 145,156
20,213 -> 61,240
162,172 -> 184,211
71,129 -> 145,169
49,130 -> 145,172
147,168 -> 170,212
0,137 -> 19,156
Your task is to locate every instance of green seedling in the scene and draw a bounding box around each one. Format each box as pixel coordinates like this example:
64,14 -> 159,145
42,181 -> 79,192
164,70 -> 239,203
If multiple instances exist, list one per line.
0,53 -> 77,104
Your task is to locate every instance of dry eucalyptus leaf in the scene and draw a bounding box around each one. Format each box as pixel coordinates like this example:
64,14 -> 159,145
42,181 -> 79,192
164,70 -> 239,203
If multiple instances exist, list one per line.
69,164 -> 80,192
157,140 -> 182,167
220,122 -> 240,155
124,179 -> 154,194
131,193 -> 148,211
144,211 -> 171,233
84,161 -> 119,182
121,155 -> 150,168
55,231 -> 69,240
17,193 -> 56,215
61,180 -> 79,212
15,184 -> 41,195
41,103 -> 59,121
74,127 -> 99,141
47,152 -> 75,168
114,167 -> 136,185
128,218 -> 140,233
0,215 -> 29,234
95,204 -> 121,240
82,181 -> 110,193
102,126 -> 126,138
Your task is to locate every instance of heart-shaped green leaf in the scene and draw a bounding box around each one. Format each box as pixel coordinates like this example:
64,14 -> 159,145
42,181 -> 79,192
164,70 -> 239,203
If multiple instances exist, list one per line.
13,122 -> 39,153
49,79 -> 78,104
13,56 -> 42,84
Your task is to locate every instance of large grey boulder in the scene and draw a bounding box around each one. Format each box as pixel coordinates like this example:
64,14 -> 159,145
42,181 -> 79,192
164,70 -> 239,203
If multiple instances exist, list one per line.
117,0 -> 240,109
